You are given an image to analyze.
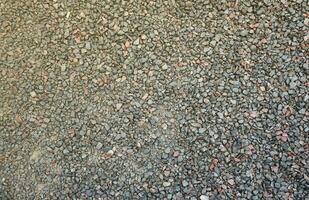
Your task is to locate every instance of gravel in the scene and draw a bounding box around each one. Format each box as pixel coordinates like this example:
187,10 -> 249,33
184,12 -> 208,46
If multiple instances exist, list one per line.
0,0 -> 308,199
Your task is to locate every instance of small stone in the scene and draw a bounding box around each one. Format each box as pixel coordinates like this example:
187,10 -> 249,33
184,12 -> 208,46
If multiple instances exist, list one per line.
30,91 -> 37,97
289,81 -> 297,88
124,41 -> 130,48
133,38 -> 140,45
162,153 -> 168,159
101,150 -> 114,160
210,40 -> 216,46
63,149 -> 69,154
230,99 -> 237,104
249,111 -> 259,118
204,47 -> 212,53
116,103 -> 122,110
30,150 -> 41,162
61,65 -> 66,72
182,180 -> 189,187
113,24 -> 120,32
217,112 -> 224,119
79,130 -> 86,136
162,64 -> 169,70
260,86 -> 266,92
164,148 -> 171,154
199,128 -> 206,133
80,12 -> 86,18
299,108 -> 305,114
173,151 -> 180,157
15,115 -> 23,124
227,179 -> 235,185
164,170 -> 170,177
240,30 -> 248,37
66,11 -> 71,18
148,71 -> 154,76
200,195 -> 209,200
271,165 -> 279,173
96,142 -> 103,150
162,123 -> 168,130
53,3 -> 59,9
142,93 -> 148,100
163,182 -> 171,187
232,88 -> 239,93
186,1 -> 193,7
141,34 -> 147,40
85,42 -> 91,49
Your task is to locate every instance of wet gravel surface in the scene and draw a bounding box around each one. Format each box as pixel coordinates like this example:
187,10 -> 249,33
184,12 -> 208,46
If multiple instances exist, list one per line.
1,0 -> 309,199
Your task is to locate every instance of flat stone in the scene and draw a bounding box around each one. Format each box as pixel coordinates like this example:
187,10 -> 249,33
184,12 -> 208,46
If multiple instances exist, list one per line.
96,142 -> 103,150
162,64 -> 169,70
163,182 -> 171,187
240,30 -> 248,36
200,195 -> 209,200
30,91 -> 37,97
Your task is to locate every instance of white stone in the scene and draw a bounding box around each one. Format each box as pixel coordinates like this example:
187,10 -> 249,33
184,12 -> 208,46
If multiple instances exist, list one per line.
200,195 -> 209,200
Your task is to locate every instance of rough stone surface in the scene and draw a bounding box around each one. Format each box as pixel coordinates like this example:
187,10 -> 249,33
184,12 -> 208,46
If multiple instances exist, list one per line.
0,1 -> 308,199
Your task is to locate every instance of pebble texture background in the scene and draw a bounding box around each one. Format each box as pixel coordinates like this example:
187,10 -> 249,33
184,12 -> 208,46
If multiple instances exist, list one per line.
0,0 -> 308,199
